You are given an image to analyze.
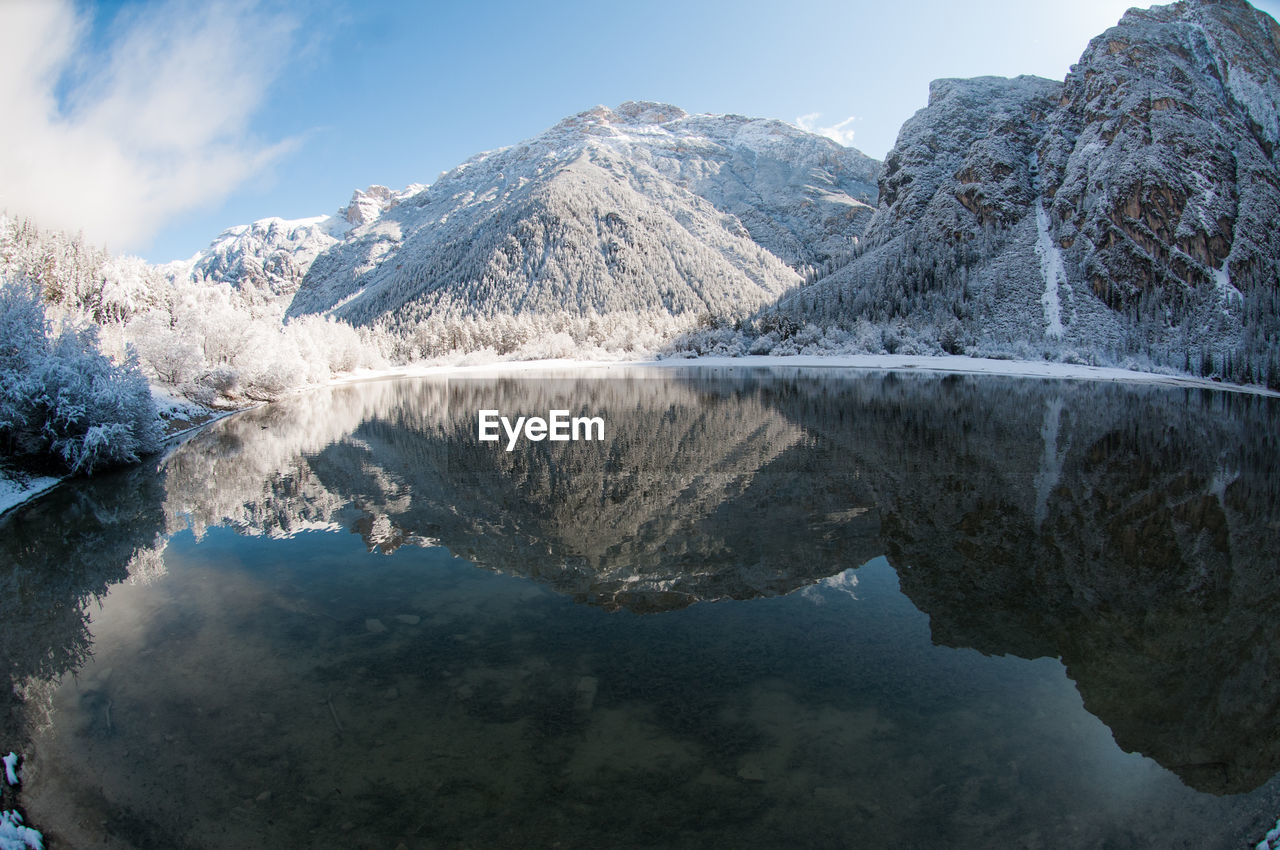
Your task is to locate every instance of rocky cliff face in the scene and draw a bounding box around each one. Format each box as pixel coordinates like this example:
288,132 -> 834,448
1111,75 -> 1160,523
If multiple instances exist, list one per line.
1041,0 -> 1280,306
788,0 -> 1280,376
871,76 -> 1061,244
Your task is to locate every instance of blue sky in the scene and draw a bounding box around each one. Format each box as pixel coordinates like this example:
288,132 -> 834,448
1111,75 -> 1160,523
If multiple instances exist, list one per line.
2,0 -> 1278,263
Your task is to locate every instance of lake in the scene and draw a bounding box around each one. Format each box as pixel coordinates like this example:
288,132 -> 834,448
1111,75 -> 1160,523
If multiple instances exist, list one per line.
3,367 -> 1278,848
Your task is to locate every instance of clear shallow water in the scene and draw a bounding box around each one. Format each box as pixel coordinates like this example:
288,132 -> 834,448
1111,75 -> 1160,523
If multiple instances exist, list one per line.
2,368 -> 1279,848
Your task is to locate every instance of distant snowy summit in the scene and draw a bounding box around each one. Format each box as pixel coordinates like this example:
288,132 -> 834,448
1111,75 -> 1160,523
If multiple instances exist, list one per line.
188,183 -> 424,300
193,101 -> 878,325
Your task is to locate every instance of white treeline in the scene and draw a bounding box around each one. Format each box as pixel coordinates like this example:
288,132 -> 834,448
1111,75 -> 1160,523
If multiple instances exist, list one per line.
388,309 -> 698,362
660,310 -> 1250,384
0,215 -> 393,408
0,216 -> 695,420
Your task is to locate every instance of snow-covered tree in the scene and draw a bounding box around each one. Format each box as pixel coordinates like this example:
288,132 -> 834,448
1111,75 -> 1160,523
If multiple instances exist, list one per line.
0,279 -> 159,474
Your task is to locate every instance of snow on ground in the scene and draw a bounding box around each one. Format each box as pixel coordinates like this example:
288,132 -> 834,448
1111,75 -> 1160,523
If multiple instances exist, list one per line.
1035,199 -> 1067,338
1257,818 -> 1280,850
2,754 -> 17,787
328,353 -> 1280,398
0,474 -> 59,518
0,811 -> 42,850
150,385 -> 234,438
151,385 -> 207,420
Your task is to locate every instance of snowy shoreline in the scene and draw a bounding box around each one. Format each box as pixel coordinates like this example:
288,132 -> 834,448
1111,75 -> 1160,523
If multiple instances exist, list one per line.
329,352 -> 1280,398
0,396 -> 242,521
3,351 -> 1273,520
0,476 -> 60,519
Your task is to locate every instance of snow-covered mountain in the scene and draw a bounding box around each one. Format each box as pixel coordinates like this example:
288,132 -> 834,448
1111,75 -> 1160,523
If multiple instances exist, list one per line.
188,184 -> 424,301
1040,0 -> 1280,308
189,102 -> 877,327
285,102 -> 876,326
786,0 -> 1280,376
168,0 -> 1279,383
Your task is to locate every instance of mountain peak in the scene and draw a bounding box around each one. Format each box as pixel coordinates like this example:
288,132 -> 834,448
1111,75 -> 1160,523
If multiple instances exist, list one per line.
343,184 -> 425,225
926,75 -> 1061,107
612,101 -> 688,124
791,0 -> 1280,378
277,99 -> 882,325
552,101 -> 689,136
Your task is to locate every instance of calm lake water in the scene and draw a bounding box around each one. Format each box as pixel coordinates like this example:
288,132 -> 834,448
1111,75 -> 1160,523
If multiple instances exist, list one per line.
3,367 -> 1279,849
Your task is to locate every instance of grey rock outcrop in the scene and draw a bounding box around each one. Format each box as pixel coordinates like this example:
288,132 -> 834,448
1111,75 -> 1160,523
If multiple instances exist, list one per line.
1041,0 -> 1280,306
787,0 -> 1280,379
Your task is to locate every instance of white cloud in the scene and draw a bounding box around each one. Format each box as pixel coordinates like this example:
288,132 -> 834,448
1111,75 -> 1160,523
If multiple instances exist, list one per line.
0,0 -> 297,252
795,112 -> 859,147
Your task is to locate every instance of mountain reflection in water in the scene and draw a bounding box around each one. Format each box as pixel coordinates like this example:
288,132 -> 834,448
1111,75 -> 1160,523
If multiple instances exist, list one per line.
2,368 -> 1278,848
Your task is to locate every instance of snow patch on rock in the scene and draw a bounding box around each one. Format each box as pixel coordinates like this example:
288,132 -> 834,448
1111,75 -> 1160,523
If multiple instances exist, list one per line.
1035,199 -> 1067,339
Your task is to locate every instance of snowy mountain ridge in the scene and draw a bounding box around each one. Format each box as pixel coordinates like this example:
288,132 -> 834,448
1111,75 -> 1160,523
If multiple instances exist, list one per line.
289,101 -> 878,327
188,183 -> 425,301
189,101 -> 879,327
190,214 -> 345,299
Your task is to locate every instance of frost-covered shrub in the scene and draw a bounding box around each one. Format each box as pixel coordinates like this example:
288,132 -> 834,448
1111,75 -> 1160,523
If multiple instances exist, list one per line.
771,337 -> 801,356
792,323 -> 823,350
198,366 -> 240,395
749,332 -> 779,355
457,347 -> 501,366
515,331 -> 577,360
966,342 -> 1017,361
849,318 -> 882,353
128,313 -> 205,385
241,352 -> 305,399
816,326 -> 852,351
0,280 -> 159,474
756,313 -> 802,341
666,323 -> 747,357
894,339 -> 925,356
1059,348 -> 1091,366
115,288 -> 391,403
940,319 -> 965,355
